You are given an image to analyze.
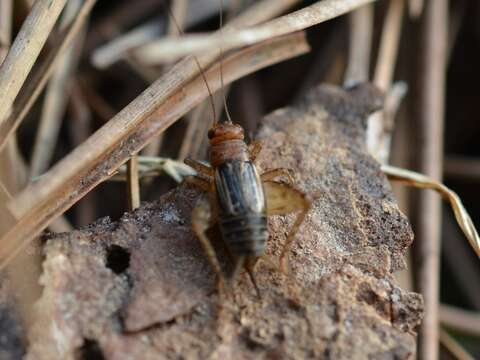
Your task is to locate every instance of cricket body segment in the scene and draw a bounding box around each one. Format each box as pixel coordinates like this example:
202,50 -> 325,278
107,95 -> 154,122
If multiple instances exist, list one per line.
185,118 -> 311,291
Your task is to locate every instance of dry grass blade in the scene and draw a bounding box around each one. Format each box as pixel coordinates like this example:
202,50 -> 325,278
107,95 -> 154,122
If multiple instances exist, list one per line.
133,0 -> 376,64
0,32 -> 310,270
344,4 -> 373,87
367,0 -> 405,163
0,0 -> 97,152
126,155 -> 141,210
382,165 -> 480,258
439,328 -> 476,360
0,0 -> 20,195
408,0 -> 424,19
142,0 -> 190,157
414,1 -> 448,358
440,304 -> 480,336
373,0 -> 405,91
30,0 -> 85,178
91,21 -> 164,69
0,0 -> 67,128
444,155 -> 480,181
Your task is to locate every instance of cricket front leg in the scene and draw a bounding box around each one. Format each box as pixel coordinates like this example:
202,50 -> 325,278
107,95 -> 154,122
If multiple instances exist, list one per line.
248,140 -> 262,163
263,181 -> 311,274
184,158 -> 214,178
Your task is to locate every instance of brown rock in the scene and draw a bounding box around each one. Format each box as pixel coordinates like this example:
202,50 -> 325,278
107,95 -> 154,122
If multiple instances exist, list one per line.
27,84 -> 423,359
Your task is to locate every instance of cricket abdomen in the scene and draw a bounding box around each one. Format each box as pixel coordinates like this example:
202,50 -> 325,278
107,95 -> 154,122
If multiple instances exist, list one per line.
219,214 -> 268,256
214,160 -> 268,256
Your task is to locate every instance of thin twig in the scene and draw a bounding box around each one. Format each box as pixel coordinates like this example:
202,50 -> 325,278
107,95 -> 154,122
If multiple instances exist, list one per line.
90,0 -> 245,69
440,304 -> 480,336
0,0 -> 18,194
142,0 -> 189,158
439,328 -> 476,360
91,21 -> 165,69
444,156 -> 480,181
0,0 -> 68,129
0,0 -> 98,152
367,0 -> 405,163
0,32 -> 310,269
69,84 -> 96,226
30,0 -> 86,178
133,0 -> 376,63
344,4 -> 373,87
408,0 -> 424,19
126,156 -> 141,210
442,209 -> 480,310
413,1 -> 448,358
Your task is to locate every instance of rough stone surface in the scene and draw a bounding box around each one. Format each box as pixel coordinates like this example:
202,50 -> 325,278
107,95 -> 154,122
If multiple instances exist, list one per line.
25,84 -> 423,359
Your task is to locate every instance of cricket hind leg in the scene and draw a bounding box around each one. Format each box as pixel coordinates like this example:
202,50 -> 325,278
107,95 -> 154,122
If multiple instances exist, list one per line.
263,181 -> 311,274
261,168 -> 295,185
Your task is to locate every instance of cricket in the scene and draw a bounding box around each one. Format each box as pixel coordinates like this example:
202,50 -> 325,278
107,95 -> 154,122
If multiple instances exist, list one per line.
179,1 -> 312,293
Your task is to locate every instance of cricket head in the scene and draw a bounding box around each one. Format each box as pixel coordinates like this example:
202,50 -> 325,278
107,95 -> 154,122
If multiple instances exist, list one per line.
208,122 -> 244,146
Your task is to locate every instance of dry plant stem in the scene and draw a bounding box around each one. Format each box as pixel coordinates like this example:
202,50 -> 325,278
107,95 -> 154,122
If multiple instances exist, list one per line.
444,156 -> 480,181
0,0 -> 18,195
408,0 -> 424,18
134,0 -> 376,63
142,0 -> 189,157
127,156 -> 141,210
92,21 -> 164,69
168,0 -> 188,35
85,0 -> 164,53
344,4 -> 373,87
0,33 -> 309,269
440,305 -> 480,336
69,85 -> 97,226
0,0 -> 98,152
367,0 -> 405,163
382,165 -> 480,258
0,3 -> 41,330
373,0 -> 405,90
414,1 -> 448,358
0,0 -> 67,129
30,0 -> 85,178
439,329 -> 475,360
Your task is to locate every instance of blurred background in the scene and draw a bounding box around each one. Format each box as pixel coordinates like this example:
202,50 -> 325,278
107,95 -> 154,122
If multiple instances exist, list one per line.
0,0 -> 479,359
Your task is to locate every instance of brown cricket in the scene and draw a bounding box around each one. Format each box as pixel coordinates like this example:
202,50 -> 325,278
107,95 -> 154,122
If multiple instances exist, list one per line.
179,0 -> 311,292
184,116 -> 311,290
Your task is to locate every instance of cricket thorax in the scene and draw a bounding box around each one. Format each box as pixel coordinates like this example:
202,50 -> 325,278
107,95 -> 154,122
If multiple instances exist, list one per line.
214,160 -> 268,256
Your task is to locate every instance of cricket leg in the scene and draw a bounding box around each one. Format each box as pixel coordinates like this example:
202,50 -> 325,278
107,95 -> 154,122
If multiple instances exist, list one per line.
263,181 -> 311,274
184,175 -> 211,192
184,158 -> 214,178
191,195 -> 225,290
244,256 -> 261,299
248,140 -> 262,162
261,168 -> 295,185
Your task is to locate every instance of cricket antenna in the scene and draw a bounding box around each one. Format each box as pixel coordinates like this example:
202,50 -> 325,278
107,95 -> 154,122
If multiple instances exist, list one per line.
166,1 -> 217,124
219,0 -> 233,124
